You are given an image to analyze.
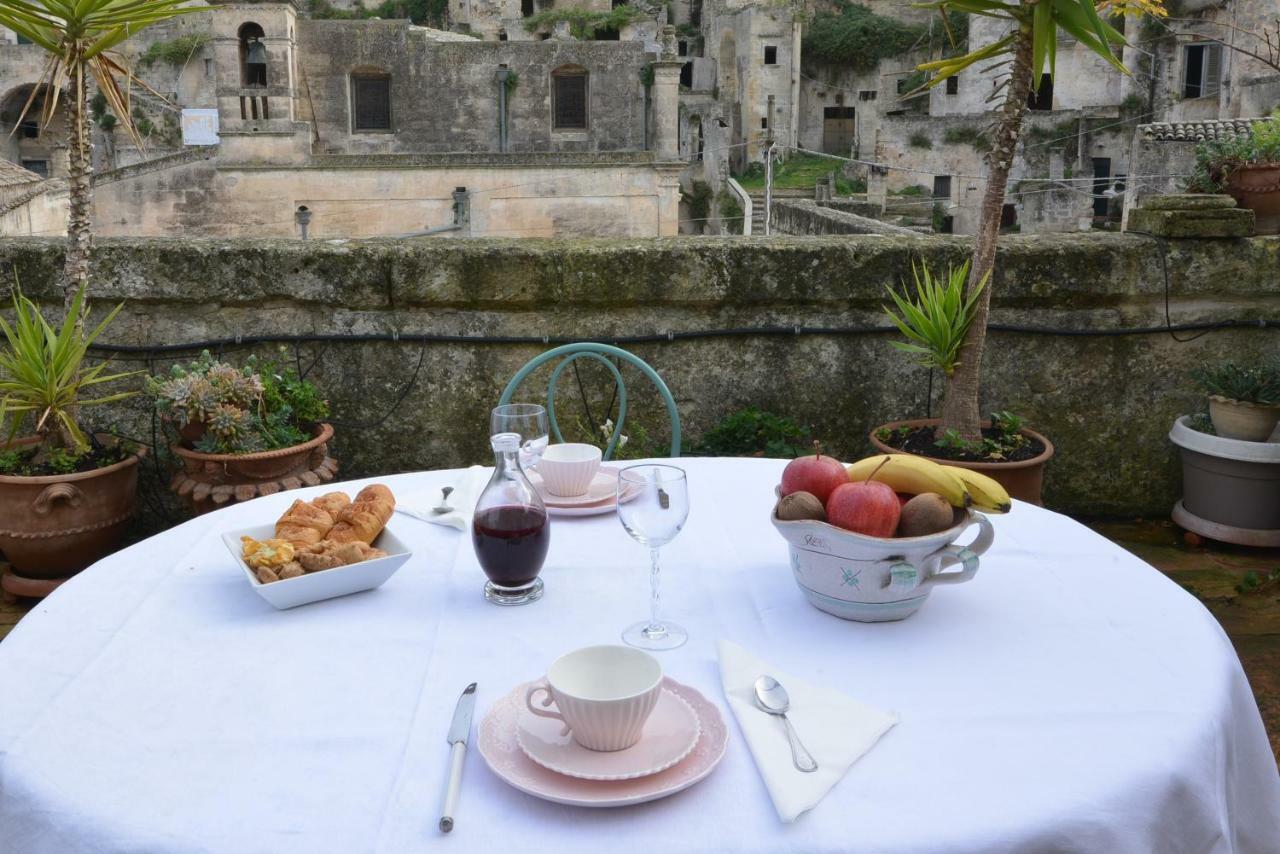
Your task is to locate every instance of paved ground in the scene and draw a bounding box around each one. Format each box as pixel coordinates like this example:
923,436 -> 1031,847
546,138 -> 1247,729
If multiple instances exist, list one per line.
3,520 -> 1277,760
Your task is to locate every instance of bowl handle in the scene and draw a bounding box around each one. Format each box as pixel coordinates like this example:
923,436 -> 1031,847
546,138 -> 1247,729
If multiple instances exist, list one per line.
921,513 -> 994,588
883,561 -> 921,594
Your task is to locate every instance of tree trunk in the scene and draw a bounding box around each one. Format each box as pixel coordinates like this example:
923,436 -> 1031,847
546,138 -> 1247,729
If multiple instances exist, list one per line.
63,60 -> 92,326
936,22 -> 1035,442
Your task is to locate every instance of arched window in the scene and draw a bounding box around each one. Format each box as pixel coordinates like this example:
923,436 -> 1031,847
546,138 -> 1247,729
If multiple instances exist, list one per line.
239,23 -> 267,87
351,70 -> 392,131
551,65 -> 587,130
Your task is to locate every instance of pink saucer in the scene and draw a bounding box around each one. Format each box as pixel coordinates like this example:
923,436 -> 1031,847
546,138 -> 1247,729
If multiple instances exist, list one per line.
478,677 -> 727,808
528,466 -> 641,510
516,688 -> 701,781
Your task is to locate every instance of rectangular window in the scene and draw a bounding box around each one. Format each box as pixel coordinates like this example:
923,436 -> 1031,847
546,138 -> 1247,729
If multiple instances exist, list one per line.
352,75 -> 392,131
1182,44 -> 1222,98
16,34 -> 33,45
19,119 -> 39,139
761,116 -> 768,129
933,175 -> 952,199
763,46 -> 777,65
553,73 -> 587,129
859,90 -> 877,102
945,76 -> 958,95
678,40 -> 687,57
21,159 -> 48,177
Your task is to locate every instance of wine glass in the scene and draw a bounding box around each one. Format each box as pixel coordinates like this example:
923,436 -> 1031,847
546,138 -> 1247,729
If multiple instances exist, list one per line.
491,403 -> 549,471
617,465 -> 690,650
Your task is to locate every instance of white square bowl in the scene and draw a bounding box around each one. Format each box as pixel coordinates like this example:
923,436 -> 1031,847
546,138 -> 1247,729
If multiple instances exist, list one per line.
221,522 -> 412,610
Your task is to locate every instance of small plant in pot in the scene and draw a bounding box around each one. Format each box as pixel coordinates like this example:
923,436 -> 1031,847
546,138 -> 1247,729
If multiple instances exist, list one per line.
149,352 -> 337,514
0,286 -> 144,596
873,261 -> 1054,505
1189,360 -> 1280,442
1187,110 -> 1280,235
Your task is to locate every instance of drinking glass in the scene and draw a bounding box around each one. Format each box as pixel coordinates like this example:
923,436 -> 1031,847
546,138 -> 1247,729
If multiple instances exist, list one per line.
491,403 -> 549,471
617,465 -> 689,650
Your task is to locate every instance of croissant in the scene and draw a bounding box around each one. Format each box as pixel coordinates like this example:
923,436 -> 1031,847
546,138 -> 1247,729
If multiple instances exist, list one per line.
275,499 -> 336,548
327,484 -> 395,544
311,492 -> 351,518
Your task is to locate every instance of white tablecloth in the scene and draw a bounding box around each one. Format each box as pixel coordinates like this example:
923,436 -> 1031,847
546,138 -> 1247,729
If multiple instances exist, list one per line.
1,458 -> 1277,853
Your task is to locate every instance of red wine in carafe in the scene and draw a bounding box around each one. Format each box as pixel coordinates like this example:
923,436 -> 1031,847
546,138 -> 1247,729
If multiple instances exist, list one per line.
473,505 -> 549,588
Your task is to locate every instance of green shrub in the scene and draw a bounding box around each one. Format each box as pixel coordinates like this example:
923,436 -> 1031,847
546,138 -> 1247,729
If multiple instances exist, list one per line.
1188,111 -> 1280,192
943,125 -> 991,151
139,34 -> 209,67
694,408 -> 811,458
719,192 -> 744,227
908,132 -> 932,149
805,2 -> 967,72
524,4 -> 646,38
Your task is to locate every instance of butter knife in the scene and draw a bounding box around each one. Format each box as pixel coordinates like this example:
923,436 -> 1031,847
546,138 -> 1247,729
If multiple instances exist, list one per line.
439,683 -> 477,833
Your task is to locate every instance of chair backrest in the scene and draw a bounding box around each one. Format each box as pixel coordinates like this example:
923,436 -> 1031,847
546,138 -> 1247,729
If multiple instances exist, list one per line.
497,343 -> 681,460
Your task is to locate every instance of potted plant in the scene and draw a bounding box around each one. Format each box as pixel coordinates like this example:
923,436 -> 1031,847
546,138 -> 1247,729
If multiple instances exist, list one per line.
1188,110 -> 1280,235
1189,360 -> 1280,442
0,286 -> 144,597
874,261 -> 1054,504
1169,361 -> 1280,546
891,0 -> 1162,492
150,352 -> 337,514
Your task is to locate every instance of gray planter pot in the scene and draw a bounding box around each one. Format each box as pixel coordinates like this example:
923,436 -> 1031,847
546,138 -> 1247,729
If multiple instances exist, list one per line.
1169,415 -> 1280,547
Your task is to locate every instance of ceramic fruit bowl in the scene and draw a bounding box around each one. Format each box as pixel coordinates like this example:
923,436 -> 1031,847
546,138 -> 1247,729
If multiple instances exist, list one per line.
770,499 -> 994,622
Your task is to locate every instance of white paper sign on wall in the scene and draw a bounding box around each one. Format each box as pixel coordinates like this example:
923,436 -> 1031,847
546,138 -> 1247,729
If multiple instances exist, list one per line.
181,109 -> 219,146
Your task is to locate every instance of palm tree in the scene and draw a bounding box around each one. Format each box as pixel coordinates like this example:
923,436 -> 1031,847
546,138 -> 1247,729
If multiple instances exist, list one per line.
0,0 -> 204,320
915,0 -> 1166,441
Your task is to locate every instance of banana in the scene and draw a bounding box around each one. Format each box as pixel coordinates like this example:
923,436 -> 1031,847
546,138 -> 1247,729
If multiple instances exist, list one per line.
845,454 -> 970,508
947,467 -> 1012,513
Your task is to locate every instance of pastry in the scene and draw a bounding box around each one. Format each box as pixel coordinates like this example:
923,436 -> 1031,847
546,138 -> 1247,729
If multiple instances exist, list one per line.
274,499 -> 337,548
242,536 -> 295,570
327,484 -> 395,544
311,492 -> 351,518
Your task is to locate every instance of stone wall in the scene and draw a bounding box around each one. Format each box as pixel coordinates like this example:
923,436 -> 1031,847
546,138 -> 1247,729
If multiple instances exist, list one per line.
771,198 -> 921,236
0,233 -> 1278,522
298,23 -> 649,154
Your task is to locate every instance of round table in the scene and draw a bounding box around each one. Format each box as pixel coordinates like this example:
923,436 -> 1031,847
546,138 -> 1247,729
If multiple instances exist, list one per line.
1,458 -> 1277,853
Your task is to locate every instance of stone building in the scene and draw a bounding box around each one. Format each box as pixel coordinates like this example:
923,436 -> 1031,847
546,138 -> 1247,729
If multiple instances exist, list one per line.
0,1 -> 684,238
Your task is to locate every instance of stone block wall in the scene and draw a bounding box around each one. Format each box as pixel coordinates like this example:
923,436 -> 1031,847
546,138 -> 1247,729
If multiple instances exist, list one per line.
771,198 -> 920,236
0,233 -> 1278,522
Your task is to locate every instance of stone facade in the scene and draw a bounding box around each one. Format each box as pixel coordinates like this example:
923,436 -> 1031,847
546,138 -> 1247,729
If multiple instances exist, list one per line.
2,232 -> 1277,520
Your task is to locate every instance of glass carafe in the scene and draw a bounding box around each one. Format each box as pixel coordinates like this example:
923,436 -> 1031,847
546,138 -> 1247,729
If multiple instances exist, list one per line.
472,432 -> 550,605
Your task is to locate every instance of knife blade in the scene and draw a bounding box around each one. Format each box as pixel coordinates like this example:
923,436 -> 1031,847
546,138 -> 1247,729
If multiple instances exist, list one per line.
439,683 -> 477,833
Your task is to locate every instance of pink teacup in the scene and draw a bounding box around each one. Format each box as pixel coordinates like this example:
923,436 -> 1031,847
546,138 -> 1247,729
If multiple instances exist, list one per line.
525,645 -> 662,752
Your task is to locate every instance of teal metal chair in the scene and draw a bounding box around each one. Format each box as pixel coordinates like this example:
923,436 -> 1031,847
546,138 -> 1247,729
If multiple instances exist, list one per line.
498,343 -> 681,460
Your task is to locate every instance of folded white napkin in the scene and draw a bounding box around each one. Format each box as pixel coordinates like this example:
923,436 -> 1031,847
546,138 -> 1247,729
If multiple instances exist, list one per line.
396,465 -> 489,531
718,639 -> 897,823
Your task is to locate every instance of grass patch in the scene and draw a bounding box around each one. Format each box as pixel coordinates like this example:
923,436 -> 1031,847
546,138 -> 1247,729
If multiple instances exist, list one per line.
943,125 -> 991,152
735,153 -> 860,194
908,132 -> 932,149
139,34 -> 208,67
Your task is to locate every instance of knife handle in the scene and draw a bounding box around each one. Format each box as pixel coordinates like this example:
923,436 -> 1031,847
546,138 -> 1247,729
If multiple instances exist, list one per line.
439,741 -> 466,833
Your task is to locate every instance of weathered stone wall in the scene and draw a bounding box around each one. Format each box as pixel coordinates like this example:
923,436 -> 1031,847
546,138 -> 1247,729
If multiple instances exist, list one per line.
1,233 -> 1278,523
298,23 -> 648,154
772,198 -> 920,236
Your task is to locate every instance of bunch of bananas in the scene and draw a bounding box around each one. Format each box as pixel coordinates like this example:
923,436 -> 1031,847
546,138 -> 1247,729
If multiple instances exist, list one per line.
845,454 -> 1012,513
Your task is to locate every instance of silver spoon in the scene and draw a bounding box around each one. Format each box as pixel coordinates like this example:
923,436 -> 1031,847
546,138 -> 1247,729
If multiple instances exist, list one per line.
754,675 -> 818,773
431,486 -> 455,515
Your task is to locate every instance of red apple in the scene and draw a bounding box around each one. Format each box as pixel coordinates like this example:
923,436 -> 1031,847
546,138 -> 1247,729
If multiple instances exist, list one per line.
780,452 -> 848,503
826,481 -> 901,538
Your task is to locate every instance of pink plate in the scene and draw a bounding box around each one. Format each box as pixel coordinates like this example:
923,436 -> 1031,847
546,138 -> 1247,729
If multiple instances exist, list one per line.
528,466 -> 641,512
478,677 -> 727,808
516,688 -> 701,781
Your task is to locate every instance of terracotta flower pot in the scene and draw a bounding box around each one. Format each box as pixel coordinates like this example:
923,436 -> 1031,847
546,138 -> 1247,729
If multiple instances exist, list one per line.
169,423 -> 338,514
1207,396 -> 1280,442
0,436 -> 145,580
869,418 -> 1055,506
1225,163 -> 1280,235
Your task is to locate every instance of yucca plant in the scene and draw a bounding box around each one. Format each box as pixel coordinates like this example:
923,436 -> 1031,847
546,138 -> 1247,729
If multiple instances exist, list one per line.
0,0 -> 207,319
911,0 -> 1167,440
883,260 -> 988,376
0,284 -> 140,462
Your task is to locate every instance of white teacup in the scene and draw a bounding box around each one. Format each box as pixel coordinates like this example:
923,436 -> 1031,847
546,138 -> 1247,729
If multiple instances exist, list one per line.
525,645 -> 662,751
538,443 -> 603,497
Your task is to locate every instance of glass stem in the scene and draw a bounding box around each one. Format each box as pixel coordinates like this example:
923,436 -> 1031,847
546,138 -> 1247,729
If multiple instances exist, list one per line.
646,547 -> 664,636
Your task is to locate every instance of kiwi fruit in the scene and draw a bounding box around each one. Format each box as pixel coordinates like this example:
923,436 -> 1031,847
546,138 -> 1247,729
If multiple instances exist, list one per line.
897,492 -> 954,537
776,491 -> 826,522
